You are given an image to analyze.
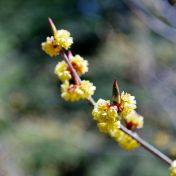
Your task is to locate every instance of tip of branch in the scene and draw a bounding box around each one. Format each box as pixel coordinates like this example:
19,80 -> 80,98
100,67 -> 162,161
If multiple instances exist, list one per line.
113,80 -> 119,96
48,17 -> 57,35
68,50 -> 73,60
113,80 -> 118,88
112,79 -> 121,105
48,17 -> 53,28
48,17 -> 52,23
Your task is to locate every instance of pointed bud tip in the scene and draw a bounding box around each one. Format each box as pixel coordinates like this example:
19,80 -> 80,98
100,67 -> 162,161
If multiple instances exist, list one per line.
113,80 -> 120,91
48,17 -> 53,26
68,50 -> 73,57
47,17 -> 57,34
113,80 -> 118,86
112,79 -> 121,105
67,50 -> 73,60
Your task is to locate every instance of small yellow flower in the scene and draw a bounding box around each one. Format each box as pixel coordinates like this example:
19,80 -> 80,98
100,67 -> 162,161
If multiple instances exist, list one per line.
79,80 -> 96,99
54,61 -> 71,82
110,128 -> 140,150
54,55 -> 88,82
61,80 -> 96,101
124,110 -> 144,129
70,55 -> 88,75
92,99 -> 121,123
170,160 -> 176,176
120,91 -> 136,117
41,30 -> 73,57
54,29 -> 73,50
41,36 -> 62,57
97,122 -> 120,134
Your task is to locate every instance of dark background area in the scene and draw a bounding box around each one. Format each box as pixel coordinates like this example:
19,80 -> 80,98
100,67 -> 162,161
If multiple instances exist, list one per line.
0,0 -> 176,175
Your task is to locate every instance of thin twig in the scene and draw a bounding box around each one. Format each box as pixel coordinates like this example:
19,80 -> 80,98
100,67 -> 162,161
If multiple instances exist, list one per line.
120,124 -> 172,165
60,50 -> 81,85
60,50 -> 173,166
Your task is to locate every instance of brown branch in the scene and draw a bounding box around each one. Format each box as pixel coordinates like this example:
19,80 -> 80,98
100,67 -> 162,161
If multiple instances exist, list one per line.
60,50 -> 173,166
60,50 -> 81,85
120,124 -> 172,165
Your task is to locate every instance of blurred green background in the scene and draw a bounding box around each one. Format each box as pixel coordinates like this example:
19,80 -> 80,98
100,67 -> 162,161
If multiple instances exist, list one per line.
1,0 -> 176,175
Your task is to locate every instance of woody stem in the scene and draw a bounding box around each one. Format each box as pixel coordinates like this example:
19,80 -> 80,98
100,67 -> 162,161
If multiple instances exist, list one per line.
60,50 -> 81,85
59,50 -> 173,166
119,124 -> 172,165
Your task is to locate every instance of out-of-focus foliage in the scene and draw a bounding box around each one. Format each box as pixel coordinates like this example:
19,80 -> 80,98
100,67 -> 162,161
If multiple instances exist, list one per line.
0,0 -> 176,175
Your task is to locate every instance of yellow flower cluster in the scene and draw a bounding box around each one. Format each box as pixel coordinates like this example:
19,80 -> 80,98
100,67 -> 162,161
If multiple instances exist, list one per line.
92,99 -> 121,133
170,161 -> 176,176
92,99 -> 120,123
41,29 -> 73,56
110,128 -> 140,150
42,19 -> 142,152
92,98 -> 140,150
54,61 -> 71,82
124,110 -> 144,129
54,54 -> 88,82
54,30 -> 73,50
61,80 -> 96,101
70,54 -> 88,75
97,122 -> 120,134
58,54 -> 95,101
120,91 -> 137,117
42,19 -> 96,102
41,36 -> 61,57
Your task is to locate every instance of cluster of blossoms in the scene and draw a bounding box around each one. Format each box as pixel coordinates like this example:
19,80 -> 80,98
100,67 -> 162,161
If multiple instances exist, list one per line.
170,161 -> 176,176
42,29 -> 73,57
120,91 -> 137,117
61,80 -> 95,101
54,53 -> 94,101
56,55 -> 95,101
41,18 -> 143,151
54,54 -> 88,82
42,18 -> 175,175
92,99 -> 120,133
92,91 -> 143,150
41,18 -> 96,101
